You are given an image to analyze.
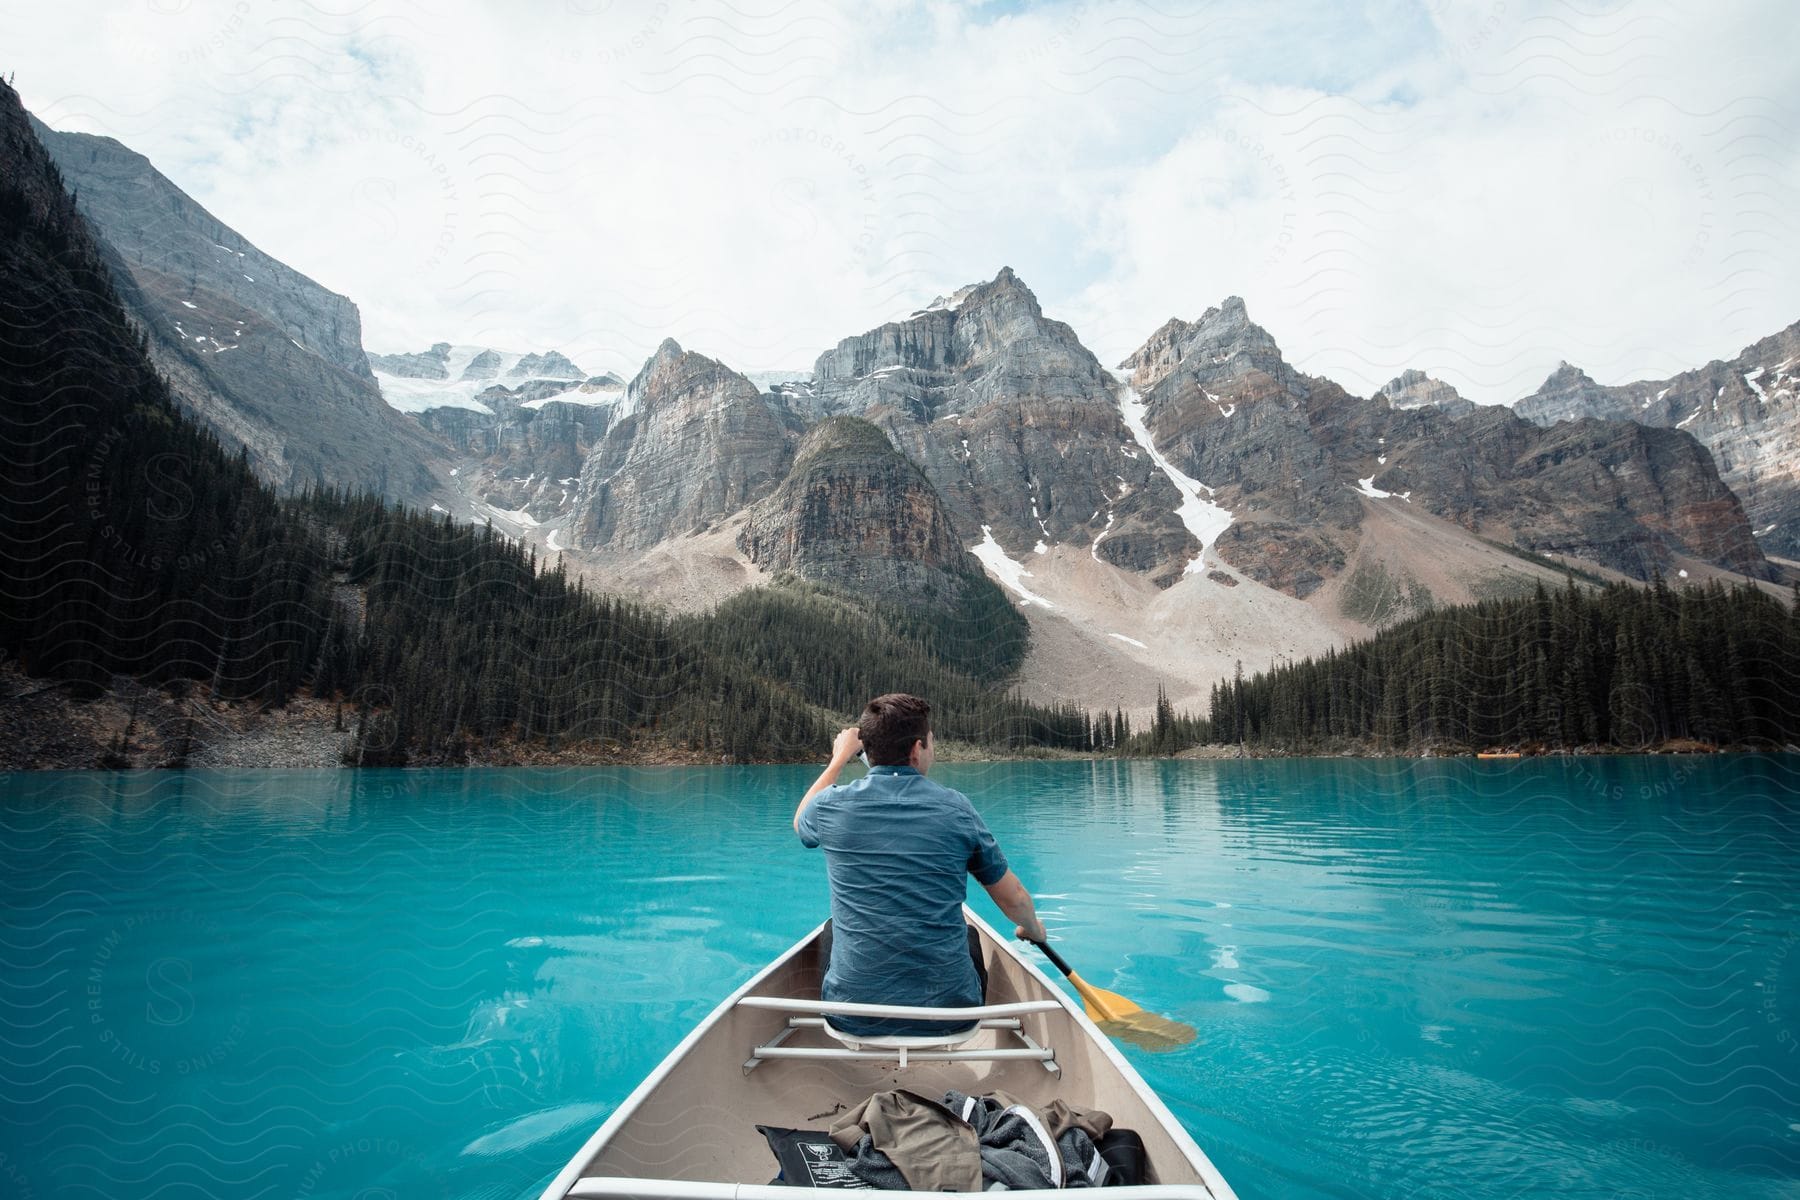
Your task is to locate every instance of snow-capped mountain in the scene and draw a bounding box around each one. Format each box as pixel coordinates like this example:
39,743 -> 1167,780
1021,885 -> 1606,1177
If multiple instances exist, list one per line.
368,342 -> 627,525
367,343 -> 608,415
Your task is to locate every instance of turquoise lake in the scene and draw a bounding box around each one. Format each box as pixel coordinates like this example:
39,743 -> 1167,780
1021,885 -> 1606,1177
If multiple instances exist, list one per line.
3,758 -> 1799,1199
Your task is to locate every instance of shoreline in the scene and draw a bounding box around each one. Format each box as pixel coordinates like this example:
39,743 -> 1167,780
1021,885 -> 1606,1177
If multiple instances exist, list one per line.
2,667 -> 1782,771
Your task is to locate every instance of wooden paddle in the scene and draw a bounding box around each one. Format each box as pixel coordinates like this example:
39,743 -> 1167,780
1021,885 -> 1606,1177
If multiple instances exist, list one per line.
1029,938 -> 1197,1052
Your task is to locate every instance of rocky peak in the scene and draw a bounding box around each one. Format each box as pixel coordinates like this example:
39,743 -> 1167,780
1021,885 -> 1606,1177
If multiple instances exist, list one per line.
1122,295 -> 1292,399
509,350 -> 583,381
626,338 -> 754,414
1514,361 -> 1618,425
1374,369 -> 1477,418
367,343 -> 454,379
797,268 -> 1176,568
1118,316 -> 1197,391
812,267 -> 1101,391
462,349 -> 505,381
569,340 -> 792,552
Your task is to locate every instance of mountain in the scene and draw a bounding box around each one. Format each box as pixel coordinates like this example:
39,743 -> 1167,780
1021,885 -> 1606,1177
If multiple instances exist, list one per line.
568,338 -> 796,553
1373,369 -> 1477,418
801,266 -> 1196,583
737,416 -> 972,605
29,117 -> 451,507
369,342 -> 621,521
1511,325 -> 1800,560
1120,297 -> 1769,595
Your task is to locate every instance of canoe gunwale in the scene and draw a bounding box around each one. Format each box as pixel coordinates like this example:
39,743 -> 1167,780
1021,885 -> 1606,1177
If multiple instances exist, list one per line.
536,919 -> 828,1200
569,1182 -> 1225,1200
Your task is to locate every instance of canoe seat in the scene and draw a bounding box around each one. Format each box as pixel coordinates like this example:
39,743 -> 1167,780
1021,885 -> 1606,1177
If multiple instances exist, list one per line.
817,1020 -> 985,1051
736,996 -> 1062,1075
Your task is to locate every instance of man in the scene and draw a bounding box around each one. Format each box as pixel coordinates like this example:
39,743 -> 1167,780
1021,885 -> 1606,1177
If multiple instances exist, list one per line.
794,693 -> 1048,1037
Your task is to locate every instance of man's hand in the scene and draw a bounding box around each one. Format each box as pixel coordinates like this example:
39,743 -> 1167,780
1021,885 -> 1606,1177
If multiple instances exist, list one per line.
1015,921 -> 1048,944
831,726 -> 863,765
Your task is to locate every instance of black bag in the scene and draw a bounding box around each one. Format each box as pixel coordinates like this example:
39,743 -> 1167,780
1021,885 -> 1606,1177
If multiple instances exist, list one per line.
1094,1128 -> 1148,1187
756,1125 -> 876,1189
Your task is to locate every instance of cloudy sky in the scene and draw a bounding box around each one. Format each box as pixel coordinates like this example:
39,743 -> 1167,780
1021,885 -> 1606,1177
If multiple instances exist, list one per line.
10,0 -> 1798,402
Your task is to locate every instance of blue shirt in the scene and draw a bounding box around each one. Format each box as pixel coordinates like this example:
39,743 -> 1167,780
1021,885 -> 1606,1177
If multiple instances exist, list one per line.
797,765 -> 1009,1035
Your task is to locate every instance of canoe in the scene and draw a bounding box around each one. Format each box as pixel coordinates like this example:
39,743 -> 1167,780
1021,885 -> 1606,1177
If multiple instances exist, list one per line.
539,908 -> 1238,1200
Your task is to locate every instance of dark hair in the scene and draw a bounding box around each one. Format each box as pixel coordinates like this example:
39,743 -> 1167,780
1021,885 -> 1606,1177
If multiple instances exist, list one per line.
859,693 -> 931,766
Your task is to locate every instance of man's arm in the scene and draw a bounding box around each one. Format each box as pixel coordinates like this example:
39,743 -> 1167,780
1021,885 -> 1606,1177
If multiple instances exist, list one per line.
982,869 -> 1048,943
793,727 -> 863,834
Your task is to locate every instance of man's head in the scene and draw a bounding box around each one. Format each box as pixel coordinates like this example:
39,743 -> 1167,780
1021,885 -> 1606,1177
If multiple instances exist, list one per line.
859,693 -> 933,768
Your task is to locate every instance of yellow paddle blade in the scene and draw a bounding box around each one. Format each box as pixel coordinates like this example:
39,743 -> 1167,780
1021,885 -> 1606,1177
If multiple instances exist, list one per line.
1067,972 -> 1197,1052
1067,971 -> 1137,1021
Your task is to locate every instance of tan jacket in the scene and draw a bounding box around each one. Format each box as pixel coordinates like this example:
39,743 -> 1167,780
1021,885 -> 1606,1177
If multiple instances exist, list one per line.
829,1089 -> 981,1191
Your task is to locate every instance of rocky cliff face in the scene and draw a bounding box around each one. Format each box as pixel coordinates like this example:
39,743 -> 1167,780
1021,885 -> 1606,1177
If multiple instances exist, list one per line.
569,339 -> 795,552
1512,325 -> 1800,559
1124,299 -> 1357,594
805,267 -> 1194,582
31,118 -> 450,507
737,416 -> 973,603
1123,299 -> 1770,593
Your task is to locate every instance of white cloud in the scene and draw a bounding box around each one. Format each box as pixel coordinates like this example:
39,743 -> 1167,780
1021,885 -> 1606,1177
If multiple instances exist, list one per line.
9,0 -> 1797,401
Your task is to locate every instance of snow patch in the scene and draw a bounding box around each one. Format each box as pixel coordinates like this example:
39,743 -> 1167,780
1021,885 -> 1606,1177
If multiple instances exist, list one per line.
1678,568 -> 1689,578
180,300 -> 196,309
971,525 -> 1053,609
478,503 -> 539,530
522,381 -> 612,409
1091,513 -> 1116,562
1108,633 -> 1147,649
546,528 -> 564,552
1745,367 -> 1768,403
430,503 -> 446,513
1356,476 -> 1411,502
1115,381 -> 1233,573
1676,408 -> 1702,429
1377,455 -> 1387,465
1033,540 -> 1048,555
1655,387 -> 1670,403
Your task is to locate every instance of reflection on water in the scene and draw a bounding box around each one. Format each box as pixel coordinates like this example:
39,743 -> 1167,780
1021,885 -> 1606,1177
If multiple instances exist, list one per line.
2,758 -> 1798,1199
